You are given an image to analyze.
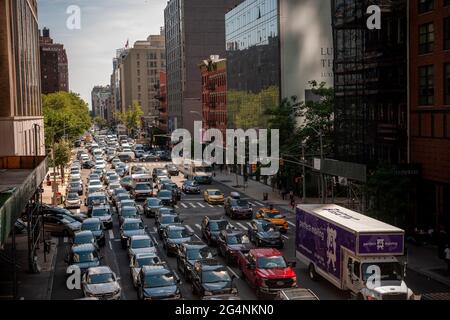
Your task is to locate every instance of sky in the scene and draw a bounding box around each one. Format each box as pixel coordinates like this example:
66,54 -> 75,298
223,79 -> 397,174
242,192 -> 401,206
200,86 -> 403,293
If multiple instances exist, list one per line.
38,0 -> 166,109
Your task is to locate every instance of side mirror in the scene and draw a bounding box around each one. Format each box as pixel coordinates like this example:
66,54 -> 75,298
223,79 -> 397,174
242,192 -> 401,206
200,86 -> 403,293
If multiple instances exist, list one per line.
288,262 -> 297,268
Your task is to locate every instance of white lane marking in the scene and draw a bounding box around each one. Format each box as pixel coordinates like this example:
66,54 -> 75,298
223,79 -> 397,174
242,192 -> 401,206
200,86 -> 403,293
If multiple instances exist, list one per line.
108,241 -> 113,250
189,203 -> 196,208
255,202 -> 264,206
153,227 -> 157,233
287,221 -> 296,227
174,205 -> 179,209
108,230 -> 114,239
195,224 -> 201,230
227,267 -> 240,279
63,237 -> 68,243
197,202 -> 205,208
236,223 -> 247,230
76,209 -> 81,214
150,235 -> 159,246
208,204 -> 214,208
248,202 -> 255,206
194,234 -> 202,241
282,235 -> 289,240
185,225 -> 194,233
181,203 -> 188,208
229,224 -> 235,229
246,222 -> 253,228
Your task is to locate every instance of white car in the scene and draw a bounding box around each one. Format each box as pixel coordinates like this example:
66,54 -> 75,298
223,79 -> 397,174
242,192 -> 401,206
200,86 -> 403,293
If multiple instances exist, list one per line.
82,267 -> 121,300
95,161 -> 106,170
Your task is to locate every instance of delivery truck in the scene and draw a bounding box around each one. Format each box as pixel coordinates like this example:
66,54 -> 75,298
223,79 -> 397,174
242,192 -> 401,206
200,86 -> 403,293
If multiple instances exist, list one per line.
296,204 -> 415,300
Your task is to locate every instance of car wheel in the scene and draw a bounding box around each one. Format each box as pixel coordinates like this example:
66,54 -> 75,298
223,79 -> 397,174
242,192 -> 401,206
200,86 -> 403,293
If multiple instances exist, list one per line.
191,284 -> 197,295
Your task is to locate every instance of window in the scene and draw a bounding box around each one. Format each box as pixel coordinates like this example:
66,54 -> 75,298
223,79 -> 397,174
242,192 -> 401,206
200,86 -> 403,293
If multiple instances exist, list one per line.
419,65 -> 434,106
444,64 -> 450,105
419,23 -> 434,54
418,0 -> 434,14
445,18 -> 450,50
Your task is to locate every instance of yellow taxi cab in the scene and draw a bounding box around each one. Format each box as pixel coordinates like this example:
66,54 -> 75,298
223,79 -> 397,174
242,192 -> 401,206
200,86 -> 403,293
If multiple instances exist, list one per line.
255,207 -> 289,233
203,189 -> 225,205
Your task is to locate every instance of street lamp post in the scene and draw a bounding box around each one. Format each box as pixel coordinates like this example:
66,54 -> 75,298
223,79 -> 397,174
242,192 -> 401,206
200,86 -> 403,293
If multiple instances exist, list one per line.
310,127 -> 325,204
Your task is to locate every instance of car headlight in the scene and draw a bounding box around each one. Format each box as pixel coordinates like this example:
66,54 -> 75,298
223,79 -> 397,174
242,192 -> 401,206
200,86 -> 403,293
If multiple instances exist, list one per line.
204,290 -> 213,296
231,288 -> 238,294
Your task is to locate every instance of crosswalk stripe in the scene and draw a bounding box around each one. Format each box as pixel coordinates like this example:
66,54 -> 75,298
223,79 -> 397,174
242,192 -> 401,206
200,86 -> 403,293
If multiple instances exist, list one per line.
255,201 -> 264,206
181,203 -> 188,208
208,204 -> 214,208
108,230 -> 115,239
282,235 -> 289,240
185,225 -> 194,233
174,205 -> 179,209
246,222 -> 253,228
153,227 -> 157,233
227,267 -> 240,279
248,202 -> 255,206
236,223 -> 247,230
197,202 -> 205,208
195,224 -> 201,230
63,237 -> 68,243
287,221 -> 296,227
108,241 -> 113,250
189,203 -> 196,208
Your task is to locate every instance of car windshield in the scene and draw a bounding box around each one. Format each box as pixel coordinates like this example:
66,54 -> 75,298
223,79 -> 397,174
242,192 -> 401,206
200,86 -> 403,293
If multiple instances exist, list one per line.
136,257 -> 160,267
186,181 -> 198,187
92,209 -> 110,217
159,208 -> 175,215
61,216 -> 76,224
89,197 -> 106,205
67,193 -> 78,200
264,211 -> 283,219
122,208 -> 138,217
147,198 -> 161,206
70,183 -> 80,189
168,228 -> 190,239
88,273 -> 114,284
187,248 -> 213,260
122,177 -> 132,183
227,234 -> 249,245
158,191 -> 171,198
90,181 -> 101,186
197,167 -> 212,173
208,191 -> 222,196
202,269 -> 231,283
123,222 -> 143,231
135,184 -> 151,191
235,200 -> 249,207
257,256 -> 287,269
74,234 -> 94,244
74,252 -> 96,263
210,221 -> 228,232
362,262 -> 404,282
82,222 -> 100,231
144,273 -> 176,288
109,175 -> 119,181
260,223 -> 277,232
132,238 -> 153,249
161,215 -> 180,224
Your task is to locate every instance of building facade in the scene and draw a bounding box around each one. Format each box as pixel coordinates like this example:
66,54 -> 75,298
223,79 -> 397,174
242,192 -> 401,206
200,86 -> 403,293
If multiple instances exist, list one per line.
39,27 -> 69,94
199,55 -> 227,139
0,0 -> 45,156
164,0 -> 242,134
410,0 -> 450,229
157,71 -> 168,133
120,31 -> 166,130
332,0 -> 408,166
91,86 -> 112,120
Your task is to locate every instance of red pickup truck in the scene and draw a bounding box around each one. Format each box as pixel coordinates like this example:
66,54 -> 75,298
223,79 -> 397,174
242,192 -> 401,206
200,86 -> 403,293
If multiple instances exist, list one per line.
237,248 -> 297,297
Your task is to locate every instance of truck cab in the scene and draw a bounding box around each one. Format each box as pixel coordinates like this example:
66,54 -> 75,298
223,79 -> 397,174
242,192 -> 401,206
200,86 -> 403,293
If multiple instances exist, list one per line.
237,248 -> 297,297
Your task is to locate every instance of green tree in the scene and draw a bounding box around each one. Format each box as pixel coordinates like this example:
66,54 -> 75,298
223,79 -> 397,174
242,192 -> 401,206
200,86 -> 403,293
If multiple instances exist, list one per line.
43,91 -> 92,147
94,116 -> 108,130
51,139 -> 72,180
116,101 -> 144,137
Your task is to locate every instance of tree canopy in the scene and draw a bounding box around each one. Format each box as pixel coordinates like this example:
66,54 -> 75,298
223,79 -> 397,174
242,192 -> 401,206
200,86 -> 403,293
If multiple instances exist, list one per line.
115,101 -> 144,136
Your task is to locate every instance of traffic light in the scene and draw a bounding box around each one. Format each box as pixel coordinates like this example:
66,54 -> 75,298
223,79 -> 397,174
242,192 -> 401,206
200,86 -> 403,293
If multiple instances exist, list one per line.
251,164 -> 257,172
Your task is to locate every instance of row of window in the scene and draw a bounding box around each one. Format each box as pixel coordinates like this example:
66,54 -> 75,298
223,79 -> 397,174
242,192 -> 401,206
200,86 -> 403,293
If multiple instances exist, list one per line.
418,0 -> 450,14
418,63 -> 450,105
418,19 -> 450,54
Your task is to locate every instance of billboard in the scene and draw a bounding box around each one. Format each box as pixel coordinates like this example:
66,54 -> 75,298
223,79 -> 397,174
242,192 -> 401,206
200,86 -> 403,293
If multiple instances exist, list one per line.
280,0 -> 333,104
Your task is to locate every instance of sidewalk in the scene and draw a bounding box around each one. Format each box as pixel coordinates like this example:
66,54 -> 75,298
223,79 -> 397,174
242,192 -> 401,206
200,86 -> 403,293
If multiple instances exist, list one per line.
213,171 -> 450,289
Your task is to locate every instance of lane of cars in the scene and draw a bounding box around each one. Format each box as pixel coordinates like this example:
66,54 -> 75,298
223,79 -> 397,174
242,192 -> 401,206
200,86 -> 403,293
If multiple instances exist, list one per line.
46,133 -> 309,300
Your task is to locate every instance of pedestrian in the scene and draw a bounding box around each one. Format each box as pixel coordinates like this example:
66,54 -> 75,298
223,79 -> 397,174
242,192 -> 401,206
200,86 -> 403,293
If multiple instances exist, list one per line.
289,191 -> 295,210
445,245 -> 450,274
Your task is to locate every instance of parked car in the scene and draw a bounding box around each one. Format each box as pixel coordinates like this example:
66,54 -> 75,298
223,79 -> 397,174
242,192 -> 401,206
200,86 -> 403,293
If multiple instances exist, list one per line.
176,242 -> 215,282
137,265 -> 181,300
129,253 -> 163,287
81,218 -> 106,247
64,192 -> 82,209
43,214 -> 81,237
144,198 -> 163,218
247,219 -> 284,249
82,266 -> 121,300
191,259 -> 237,298
201,216 -> 231,246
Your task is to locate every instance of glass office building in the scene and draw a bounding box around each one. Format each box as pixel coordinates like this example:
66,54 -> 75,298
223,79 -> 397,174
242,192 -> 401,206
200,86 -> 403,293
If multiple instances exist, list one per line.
225,0 -> 280,130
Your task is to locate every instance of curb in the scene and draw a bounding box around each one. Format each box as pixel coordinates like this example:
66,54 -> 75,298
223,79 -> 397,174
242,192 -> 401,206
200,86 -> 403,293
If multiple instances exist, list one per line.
408,266 -> 450,288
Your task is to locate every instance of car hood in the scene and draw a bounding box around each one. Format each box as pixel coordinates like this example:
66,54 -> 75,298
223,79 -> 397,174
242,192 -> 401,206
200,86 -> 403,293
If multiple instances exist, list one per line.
256,268 -> 296,279
70,260 -> 99,271
143,285 -> 178,298
373,281 -> 408,295
265,218 -> 287,226
122,230 -> 146,237
227,244 -> 252,252
85,282 -> 120,295
135,190 -> 152,193
96,215 -> 112,222
202,282 -> 232,292
69,222 -> 82,230
168,237 -> 191,245
257,231 -> 281,240
129,247 -> 156,256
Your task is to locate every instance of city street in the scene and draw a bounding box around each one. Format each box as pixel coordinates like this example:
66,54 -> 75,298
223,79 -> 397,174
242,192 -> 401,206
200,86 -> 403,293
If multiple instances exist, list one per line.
47,157 -> 450,300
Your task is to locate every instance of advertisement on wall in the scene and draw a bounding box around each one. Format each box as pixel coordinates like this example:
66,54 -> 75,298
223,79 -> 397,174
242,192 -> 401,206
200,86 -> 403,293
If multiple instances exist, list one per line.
280,0 -> 333,104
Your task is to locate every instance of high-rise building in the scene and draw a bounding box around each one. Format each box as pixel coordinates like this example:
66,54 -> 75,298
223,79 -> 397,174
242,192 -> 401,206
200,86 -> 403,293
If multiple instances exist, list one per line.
91,86 -> 112,120
120,30 -> 166,130
409,0 -> 450,229
157,71 -> 168,133
332,0 -> 408,166
111,48 -> 128,117
225,0 -> 333,130
0,0 -> 45,156
39,27 -> 69,94
164,0 -> 242,134
199,55 -> 228,139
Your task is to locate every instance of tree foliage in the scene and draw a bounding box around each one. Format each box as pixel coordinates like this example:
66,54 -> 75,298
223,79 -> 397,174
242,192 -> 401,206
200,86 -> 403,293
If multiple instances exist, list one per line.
115,101 -> 144,136
43,92 -> 92,147
94,116 -> 108,130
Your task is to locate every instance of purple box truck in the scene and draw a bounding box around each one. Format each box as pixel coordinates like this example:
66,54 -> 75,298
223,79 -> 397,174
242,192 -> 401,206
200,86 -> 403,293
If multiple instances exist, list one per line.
296,204 -> 415,300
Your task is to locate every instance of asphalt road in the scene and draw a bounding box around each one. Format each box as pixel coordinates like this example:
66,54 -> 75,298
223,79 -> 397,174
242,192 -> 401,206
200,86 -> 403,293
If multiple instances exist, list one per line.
49,157 -> 450,300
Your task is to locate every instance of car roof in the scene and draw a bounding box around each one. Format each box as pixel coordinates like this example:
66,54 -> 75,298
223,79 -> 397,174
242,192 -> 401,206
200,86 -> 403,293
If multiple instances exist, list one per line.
206,189 -> 221,192
83,218 -> 101,224
166,225 -> 185,231
182,242 -> 208,250
72,243 -> 97,253
75,230 -> 94,237
130,235 -> 150,241
142,265 -> 171,275
87,266 -> 113,275
88,192 -> 106,197
123,218 -> 141,223
251,248 -> 282,257
221,229 -> 244,237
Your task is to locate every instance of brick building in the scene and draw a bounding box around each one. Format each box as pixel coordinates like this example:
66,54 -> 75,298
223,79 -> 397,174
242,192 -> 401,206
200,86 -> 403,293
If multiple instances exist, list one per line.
39,28 -> 69,94
157,71 -> 168,133
410,0 -> 450,230
199,56 -> 227,140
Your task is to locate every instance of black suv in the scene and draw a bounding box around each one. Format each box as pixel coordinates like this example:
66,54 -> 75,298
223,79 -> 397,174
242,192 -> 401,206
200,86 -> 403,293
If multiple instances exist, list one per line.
217,229 -> 253,265
191,259 -> 237,298
176,242 -> 215,281
224,197 -> 253,220
247,219 -> 284,249
161,182 -> 182,203
201,216 -> 231,246
137,265 -> 181,300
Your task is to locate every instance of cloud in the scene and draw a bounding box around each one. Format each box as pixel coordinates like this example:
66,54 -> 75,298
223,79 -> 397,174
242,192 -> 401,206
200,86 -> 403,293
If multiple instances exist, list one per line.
38,0 -> 166,108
